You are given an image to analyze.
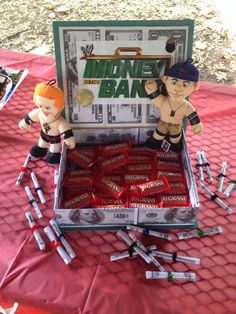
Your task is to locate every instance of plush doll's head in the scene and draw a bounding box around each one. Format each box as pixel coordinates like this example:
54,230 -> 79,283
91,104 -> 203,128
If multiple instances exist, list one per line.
33,80 -> 64,116
161,60 -> 199,100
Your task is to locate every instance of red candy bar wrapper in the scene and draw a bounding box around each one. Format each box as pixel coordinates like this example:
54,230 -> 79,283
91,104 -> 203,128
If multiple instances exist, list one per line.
92,195 -> 126,206
67,149 -> 95,169
104,175 -> 125,186
129,154 -> 153,164
131,146 -> 153,155
63,189 -> 92,200
166,182 -> 188,194
79,146 -> 97,159
102,166 -> 126,175
156,151 -> 180,161
125,174 -> 151,185
159,194 -> 190,207
63,176 -> 93,189
98,153 -> 129,173
94,176 -> 126,199
127,185 -> 140,196
157,160 -> 181,171
94,189 -> 118,199
65,169 -> 93,177
93,204 -> 125,209
129,202 -> 162,209
129,196 -> 157,204
62,192 -> 92,209
137,177 -> 170,196
157,171 -> 184,183
98,141 -> 132,157
126,163 -> 154,173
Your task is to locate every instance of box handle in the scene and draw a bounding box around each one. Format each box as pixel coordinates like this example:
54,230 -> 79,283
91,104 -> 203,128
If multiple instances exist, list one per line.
115,47 -> 142,56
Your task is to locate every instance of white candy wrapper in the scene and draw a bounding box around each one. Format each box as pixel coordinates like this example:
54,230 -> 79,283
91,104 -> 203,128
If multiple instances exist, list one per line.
199,183 -> 234,215
117,230 -> 152,264
25,186 -> 43,219
44,226 -> 72,265
177,226 -> 222,240
126,224 -> 171,240
146,271 -> 196,281
16,154 -> 31,186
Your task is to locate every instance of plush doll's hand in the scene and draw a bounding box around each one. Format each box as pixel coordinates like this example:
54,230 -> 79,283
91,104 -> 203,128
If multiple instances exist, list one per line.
145,80 -> 158,95
64,136 -> 76,150
19,119 -> 31,130
191,122 -> 204,134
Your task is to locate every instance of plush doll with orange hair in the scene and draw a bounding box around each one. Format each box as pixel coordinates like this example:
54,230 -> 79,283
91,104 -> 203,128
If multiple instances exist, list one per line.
19,80 -> 76,165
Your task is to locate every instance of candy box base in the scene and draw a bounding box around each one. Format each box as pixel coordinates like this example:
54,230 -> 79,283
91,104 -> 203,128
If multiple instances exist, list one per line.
54,128 -> 200,231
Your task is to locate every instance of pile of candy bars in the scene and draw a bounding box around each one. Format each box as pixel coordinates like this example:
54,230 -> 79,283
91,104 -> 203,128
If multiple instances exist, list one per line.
61,141 -> 191,209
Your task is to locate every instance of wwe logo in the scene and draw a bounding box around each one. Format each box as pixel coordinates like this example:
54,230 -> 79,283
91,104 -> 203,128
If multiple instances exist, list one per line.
80,44 -> 94,58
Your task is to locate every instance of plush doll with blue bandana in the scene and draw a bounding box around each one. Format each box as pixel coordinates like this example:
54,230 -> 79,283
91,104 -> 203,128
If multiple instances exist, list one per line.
145,59 -> 203,153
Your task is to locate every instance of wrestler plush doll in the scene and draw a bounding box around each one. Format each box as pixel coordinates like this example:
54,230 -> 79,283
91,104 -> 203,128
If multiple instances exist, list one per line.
19,80 -> 76,165
145,59 -> 203,153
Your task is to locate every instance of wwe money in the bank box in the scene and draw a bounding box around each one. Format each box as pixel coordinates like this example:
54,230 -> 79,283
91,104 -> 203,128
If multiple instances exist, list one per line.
53,20 -> 201,231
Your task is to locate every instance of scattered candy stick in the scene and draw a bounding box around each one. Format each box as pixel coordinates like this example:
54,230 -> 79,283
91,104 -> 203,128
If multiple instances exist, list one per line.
224,180 -> 236,197
196,151 -> 204,181
25,186 -> 43,219
201,151 -> 213,182
16,154 -> 31,186
50,219 -> 76,259
177,226 -> 223,240
128,232 -> 165,271
44,226 -> 72,265
146,271 -> 196,281
126,225 -> 172,240
117,230 -> 152,264
110,245 -> 156,262
31,172 -> 46,204
199,183 -> 234,214
25,211 -> 45,251
218,161 -> 227,193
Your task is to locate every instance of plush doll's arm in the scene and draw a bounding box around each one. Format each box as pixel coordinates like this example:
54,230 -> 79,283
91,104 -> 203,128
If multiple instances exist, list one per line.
145,80 -> 164,108
18,109 -> 40,130
186,103 -> 204,134
58,119 -> 76,150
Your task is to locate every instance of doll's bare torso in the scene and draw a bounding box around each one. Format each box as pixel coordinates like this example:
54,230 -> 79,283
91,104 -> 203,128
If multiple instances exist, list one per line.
29,108 -> 69,136
39,111 -> 62,136
152,95 -> 195,125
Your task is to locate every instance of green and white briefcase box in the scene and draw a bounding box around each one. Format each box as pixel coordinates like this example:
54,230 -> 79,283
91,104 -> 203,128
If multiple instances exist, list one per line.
53,20 -> 199,231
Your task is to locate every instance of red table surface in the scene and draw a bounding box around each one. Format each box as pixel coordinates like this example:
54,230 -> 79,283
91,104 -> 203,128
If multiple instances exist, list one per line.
0,49 -> 235,314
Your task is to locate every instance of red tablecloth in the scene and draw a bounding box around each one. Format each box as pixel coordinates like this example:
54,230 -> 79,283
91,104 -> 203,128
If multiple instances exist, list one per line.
0,49 -> 236,314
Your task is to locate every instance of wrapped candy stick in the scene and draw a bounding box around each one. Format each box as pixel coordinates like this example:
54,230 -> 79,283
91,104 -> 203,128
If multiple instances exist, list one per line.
146,271 -> 196,281
150,250 -> 200,264
16,154 -> 31,186
117,230 -> 152,264
25,186 -> 43,219
177,226 -> 222,240
50,219 -> 76,259
196,151 -> 204,181
110,245 -> 156,261
31,172 -> 46,204
126,225 -> 171,240
201,151 -> 213,182
218,161 -> 227,193
128,232 -> 165,271
224,180 -> 236,197
199,183 -> 233,214
25,211 -> 45,251
44,226 -> 71,265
